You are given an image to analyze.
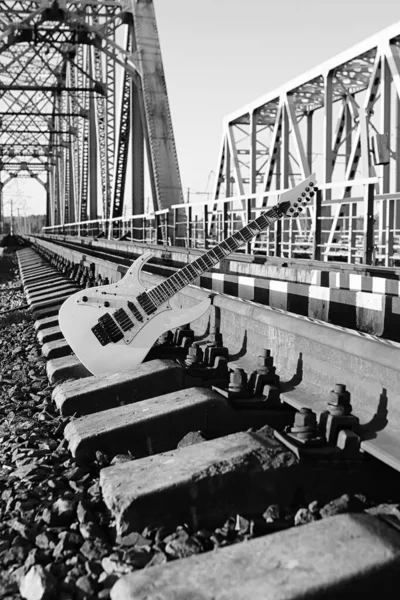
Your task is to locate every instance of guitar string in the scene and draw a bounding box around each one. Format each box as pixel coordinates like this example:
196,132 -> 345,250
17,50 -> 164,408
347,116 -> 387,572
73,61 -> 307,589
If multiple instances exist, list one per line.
104,187 -> 315,327
129,196 -> 312,315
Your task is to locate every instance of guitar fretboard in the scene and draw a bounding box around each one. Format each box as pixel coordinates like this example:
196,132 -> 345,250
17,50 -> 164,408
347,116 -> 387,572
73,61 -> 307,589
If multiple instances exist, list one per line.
145,203 -> 285,307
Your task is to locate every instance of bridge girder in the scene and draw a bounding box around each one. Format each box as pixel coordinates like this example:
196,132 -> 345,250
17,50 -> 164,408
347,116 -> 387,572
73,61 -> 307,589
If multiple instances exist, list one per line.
0,0 -> 184,237
212,22 -> 400,265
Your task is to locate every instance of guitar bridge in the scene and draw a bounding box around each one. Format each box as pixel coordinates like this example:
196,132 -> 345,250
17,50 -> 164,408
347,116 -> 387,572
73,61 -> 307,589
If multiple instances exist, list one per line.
91,323 -> 111,346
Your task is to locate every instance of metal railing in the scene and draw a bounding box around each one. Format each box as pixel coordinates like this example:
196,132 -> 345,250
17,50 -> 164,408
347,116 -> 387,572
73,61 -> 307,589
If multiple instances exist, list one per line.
42,177 -> 400,267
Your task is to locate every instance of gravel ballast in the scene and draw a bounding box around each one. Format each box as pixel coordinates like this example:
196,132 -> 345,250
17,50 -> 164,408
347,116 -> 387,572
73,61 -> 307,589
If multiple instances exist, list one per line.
3,249 -> 400,600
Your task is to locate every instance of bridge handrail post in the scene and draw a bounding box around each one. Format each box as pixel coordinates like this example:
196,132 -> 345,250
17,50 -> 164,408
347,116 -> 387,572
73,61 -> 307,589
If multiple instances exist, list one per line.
186,206 -> 192,248
203,204 -> 209,249
246,197 -> 252,254
274,219 -> 282,257
363,182 -> 375,264
222,201 -> 228,242
312,188 -> 323,261
156,213 -> 162,245
385,199 -> 395,267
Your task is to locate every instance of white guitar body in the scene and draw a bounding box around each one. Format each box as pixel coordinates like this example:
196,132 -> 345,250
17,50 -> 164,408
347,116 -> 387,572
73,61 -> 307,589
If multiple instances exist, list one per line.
58,252 -> 211,376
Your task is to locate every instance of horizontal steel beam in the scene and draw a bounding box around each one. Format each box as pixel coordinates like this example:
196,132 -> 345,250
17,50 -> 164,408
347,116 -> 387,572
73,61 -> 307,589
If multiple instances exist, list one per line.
0,86 -> 105,93
0,112 -> 84,117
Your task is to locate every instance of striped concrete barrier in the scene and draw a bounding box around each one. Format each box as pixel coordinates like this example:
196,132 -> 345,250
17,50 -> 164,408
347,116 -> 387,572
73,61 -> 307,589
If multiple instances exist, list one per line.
197,272 -> 394,339
36,234 -> 400,294
30,237 -> 395,339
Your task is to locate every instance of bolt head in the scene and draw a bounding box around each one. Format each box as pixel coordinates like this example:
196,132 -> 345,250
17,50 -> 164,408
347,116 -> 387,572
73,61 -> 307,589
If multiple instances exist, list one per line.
229,369 -> 247,386
187,343 -> 203,359
294,408 -> 317,428
328,386 -> 351,407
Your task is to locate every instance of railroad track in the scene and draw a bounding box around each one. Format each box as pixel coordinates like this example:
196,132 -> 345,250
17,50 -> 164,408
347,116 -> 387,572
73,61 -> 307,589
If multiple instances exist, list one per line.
3,241 -> 400,598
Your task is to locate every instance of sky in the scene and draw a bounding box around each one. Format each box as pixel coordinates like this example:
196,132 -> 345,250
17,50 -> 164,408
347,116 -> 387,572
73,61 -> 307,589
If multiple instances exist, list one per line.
3,0 -> 400,215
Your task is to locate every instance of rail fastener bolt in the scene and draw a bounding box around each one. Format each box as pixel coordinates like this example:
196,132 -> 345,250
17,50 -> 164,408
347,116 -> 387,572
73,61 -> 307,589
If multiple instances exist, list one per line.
248,348 -> 280,398
327,383 -> 352,416
185,342 -> 204,367
157,330 -> 173,346
174,323 -> 194,348
204,326 -> 229,367
320,384 -> 360,446
286,407 -> 325,446
227,368 -> 249,397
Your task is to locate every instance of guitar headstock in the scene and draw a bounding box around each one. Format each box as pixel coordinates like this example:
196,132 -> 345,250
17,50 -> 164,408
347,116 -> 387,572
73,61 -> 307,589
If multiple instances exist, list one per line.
276,173 -> 317,218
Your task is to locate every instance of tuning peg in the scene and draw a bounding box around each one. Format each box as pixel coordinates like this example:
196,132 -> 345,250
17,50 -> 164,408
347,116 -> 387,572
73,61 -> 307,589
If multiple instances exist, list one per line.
301,192 -> 306,197
293,211 -> 299,217
305,187 -> 310,192
309,191 -> 315,198
309,181 -> 314,187
298,207 -> 303,212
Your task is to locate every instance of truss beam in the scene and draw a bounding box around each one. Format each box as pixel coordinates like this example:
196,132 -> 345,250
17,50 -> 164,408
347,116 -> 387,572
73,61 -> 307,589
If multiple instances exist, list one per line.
213,21 -> 400,265
0,0 -> 184,236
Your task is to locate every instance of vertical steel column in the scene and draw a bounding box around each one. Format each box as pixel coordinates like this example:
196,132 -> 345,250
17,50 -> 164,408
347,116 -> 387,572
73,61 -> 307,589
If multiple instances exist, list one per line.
277,104 -> 289,256
274,141 -> 282,257
306,111 -> 313,172
381,56 -> 391,193
250,110 -> 257,196
396,97 -> 400,192
360,99 -> 375,265
131,25 -> 144,218
345,103 -> 352,169
249,110 -> 257,254
380,56 -> 391,258
68,147 -> 75,223
312,188 -> 322,261
323,72 -> 333,202
363,183 -> 375,264
130,0 -> 183,213
88,51 -> 98,221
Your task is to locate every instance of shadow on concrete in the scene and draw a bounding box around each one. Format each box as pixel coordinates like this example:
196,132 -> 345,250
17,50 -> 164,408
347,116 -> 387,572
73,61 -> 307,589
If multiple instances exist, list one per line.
280,353 -> 303,393
228,330 -> 248,362
358,388 -> 389,441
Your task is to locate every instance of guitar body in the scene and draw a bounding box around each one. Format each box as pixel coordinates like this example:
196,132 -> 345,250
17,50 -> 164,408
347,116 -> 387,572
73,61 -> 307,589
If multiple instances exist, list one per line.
58,252 -> 211,375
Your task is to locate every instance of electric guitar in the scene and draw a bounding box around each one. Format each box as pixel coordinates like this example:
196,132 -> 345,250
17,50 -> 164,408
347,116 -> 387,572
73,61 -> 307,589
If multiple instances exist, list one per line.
59,174 -> 317,375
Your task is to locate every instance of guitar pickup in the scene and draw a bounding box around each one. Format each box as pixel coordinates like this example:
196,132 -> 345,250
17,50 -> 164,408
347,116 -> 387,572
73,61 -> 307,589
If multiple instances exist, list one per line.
98,313 -> 124,343
91,323 -> 111,346
114,308 -> 134,332
137,293 -> 157,316
127,301 -> 143,322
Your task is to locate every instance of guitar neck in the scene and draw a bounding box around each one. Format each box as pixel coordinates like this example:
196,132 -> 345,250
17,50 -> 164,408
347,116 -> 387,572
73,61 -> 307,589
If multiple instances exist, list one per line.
146,202 -> 287,307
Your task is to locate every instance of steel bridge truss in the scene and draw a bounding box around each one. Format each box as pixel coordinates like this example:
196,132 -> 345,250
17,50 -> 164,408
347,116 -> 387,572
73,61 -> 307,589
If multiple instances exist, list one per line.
212,23 -> 400,265
0,0 -> 183,234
